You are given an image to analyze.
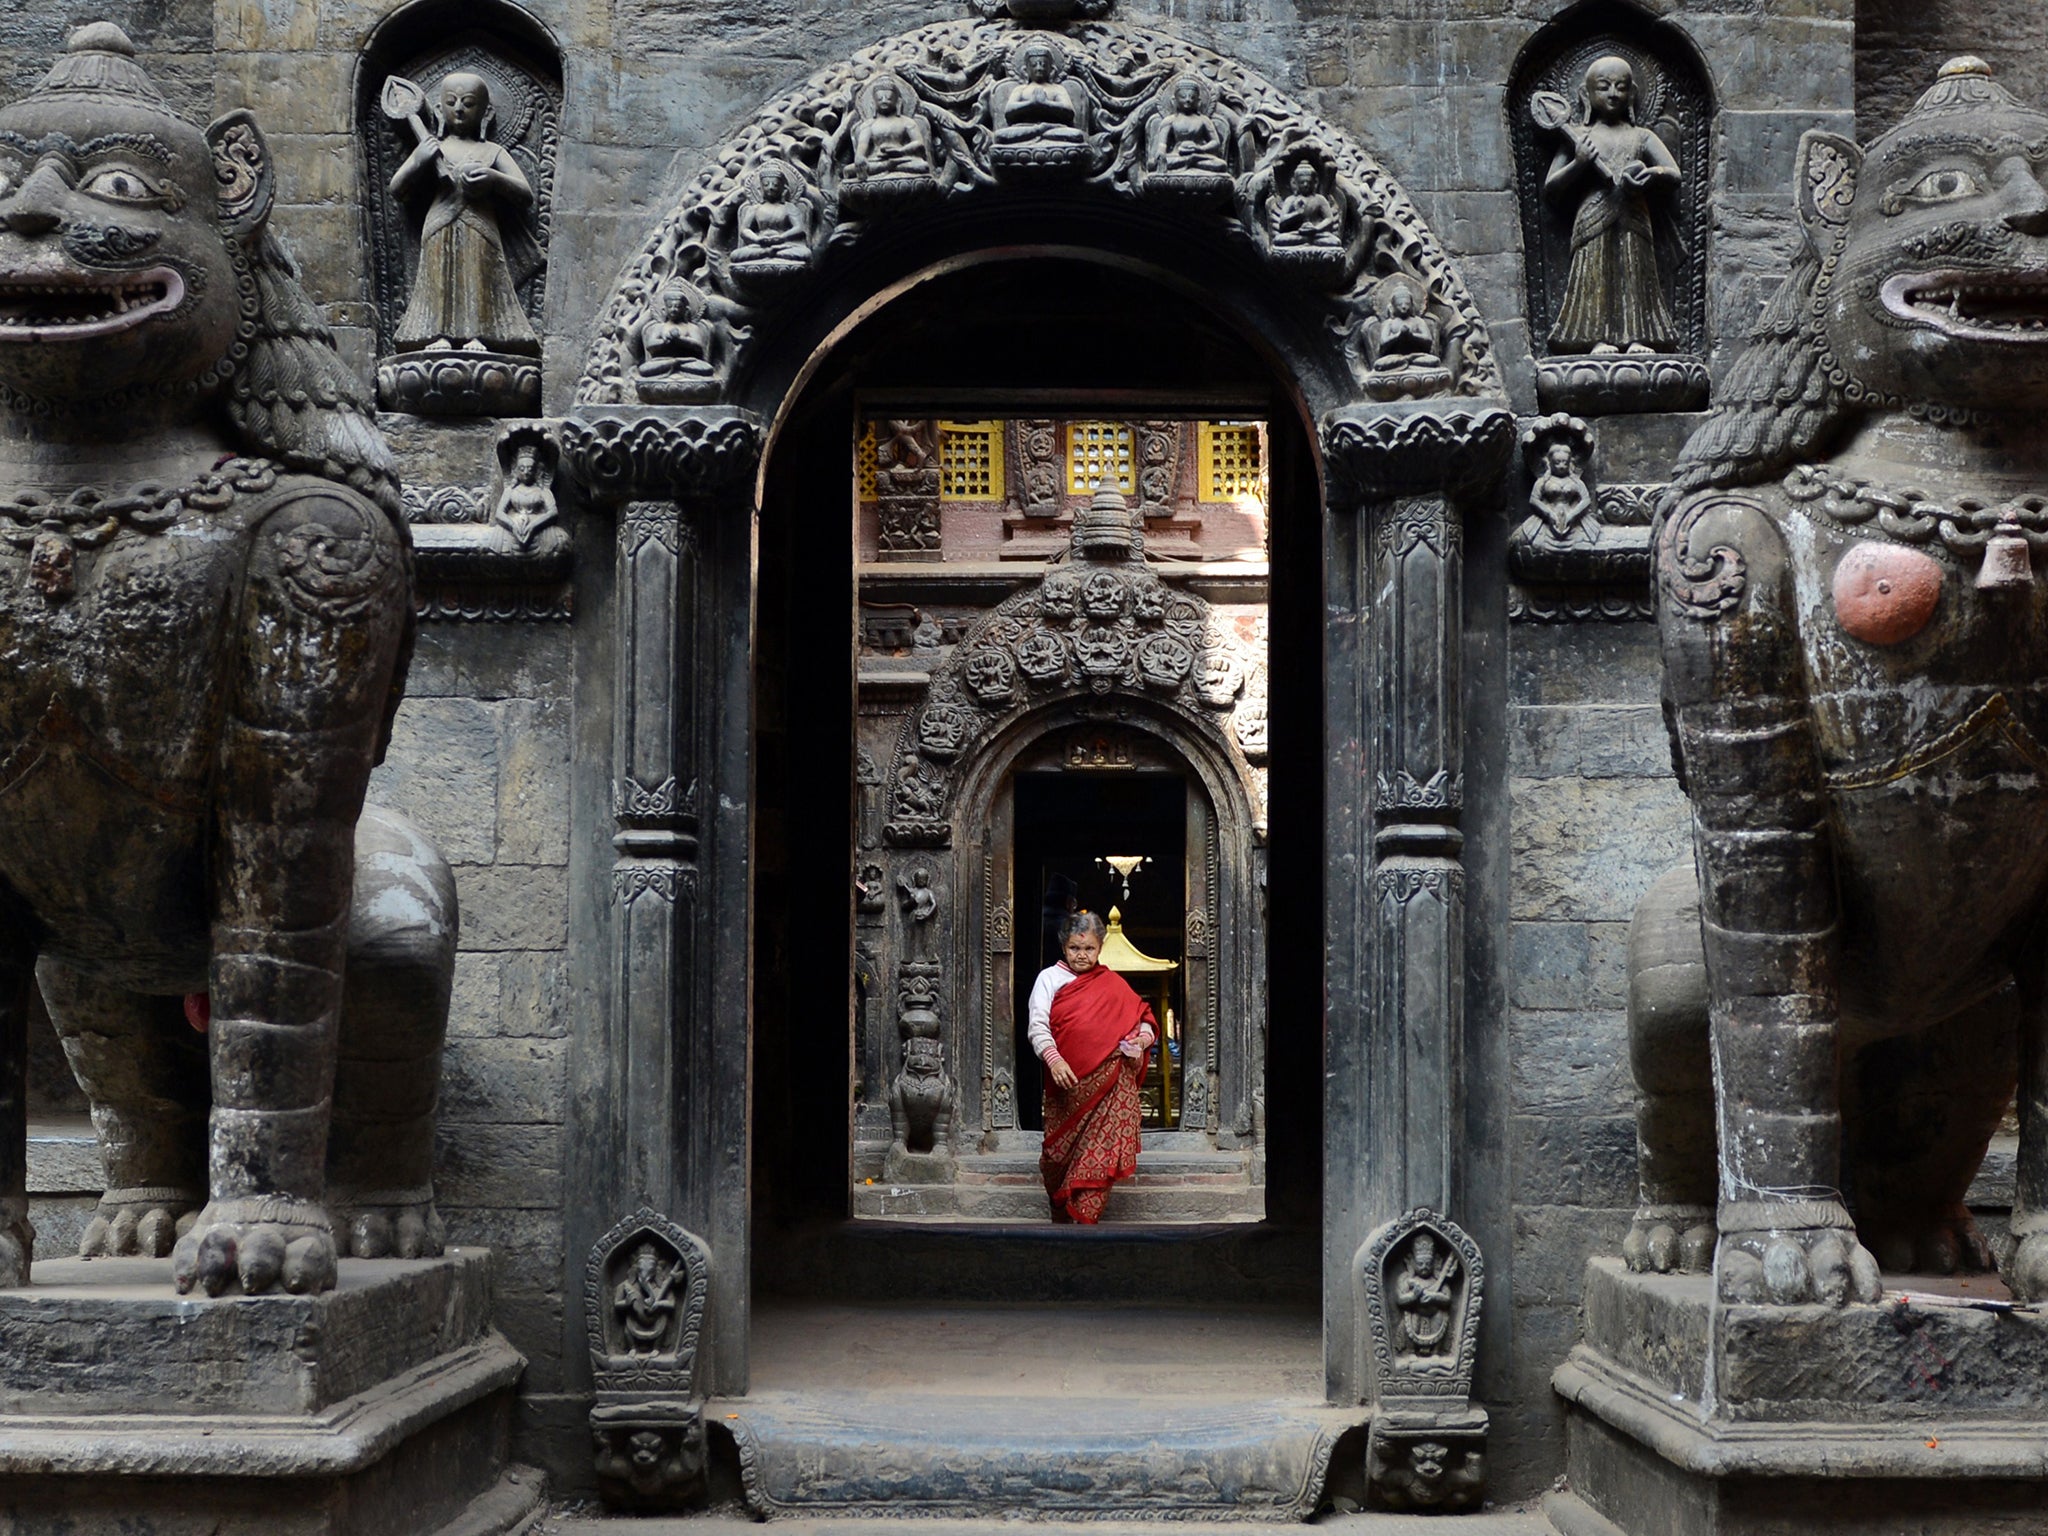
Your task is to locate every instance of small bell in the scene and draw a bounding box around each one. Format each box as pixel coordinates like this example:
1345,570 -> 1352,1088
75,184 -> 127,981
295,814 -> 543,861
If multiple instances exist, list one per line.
1977,511 -> 2032,590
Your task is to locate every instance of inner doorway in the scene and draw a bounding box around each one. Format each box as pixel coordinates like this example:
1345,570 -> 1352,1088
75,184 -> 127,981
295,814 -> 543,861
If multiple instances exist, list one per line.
750,256 -> 1321,1278
1011,767 -> 1186,1133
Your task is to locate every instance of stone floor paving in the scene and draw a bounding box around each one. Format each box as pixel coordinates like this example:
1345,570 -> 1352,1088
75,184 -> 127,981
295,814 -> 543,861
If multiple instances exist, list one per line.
541,1304 -> 1555,1529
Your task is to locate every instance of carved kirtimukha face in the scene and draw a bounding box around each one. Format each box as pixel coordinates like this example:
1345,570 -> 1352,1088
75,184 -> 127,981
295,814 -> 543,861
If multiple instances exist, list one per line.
0,50 -> 257,405
1801,60 -> 2048,410
438,73 -> 489,139
1408,1443 -> 1447,1483
1582,58 -> 1634,125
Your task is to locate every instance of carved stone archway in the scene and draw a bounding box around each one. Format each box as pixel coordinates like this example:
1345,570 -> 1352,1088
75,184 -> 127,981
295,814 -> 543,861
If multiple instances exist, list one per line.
559,12 -> 1514,1500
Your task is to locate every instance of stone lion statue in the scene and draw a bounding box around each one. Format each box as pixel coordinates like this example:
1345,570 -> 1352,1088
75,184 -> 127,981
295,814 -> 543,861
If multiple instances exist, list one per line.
0,25 -> 455,1295
1629,58 -> 2048,1305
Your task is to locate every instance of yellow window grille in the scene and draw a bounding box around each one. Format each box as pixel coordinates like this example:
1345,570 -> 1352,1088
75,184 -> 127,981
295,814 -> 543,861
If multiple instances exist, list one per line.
1068,421 -> 1134,495
856,420 -> 878,498
1199,422 -> 1263,501
938,420 -> 1004,500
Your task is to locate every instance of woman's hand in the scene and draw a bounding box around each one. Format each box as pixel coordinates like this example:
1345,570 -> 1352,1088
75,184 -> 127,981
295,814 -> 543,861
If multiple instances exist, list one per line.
1047,1052 -> 1078,1090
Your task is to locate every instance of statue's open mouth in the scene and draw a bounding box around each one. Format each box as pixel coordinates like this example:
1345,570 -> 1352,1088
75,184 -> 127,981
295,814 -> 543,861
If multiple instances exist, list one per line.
0,267 -> 184,340
1884,271 -> 2048,340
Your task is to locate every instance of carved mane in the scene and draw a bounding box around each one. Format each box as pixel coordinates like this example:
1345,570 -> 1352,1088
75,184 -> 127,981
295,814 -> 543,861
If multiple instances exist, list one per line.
228,231 -> 401,520
1669,246 -> 1850,498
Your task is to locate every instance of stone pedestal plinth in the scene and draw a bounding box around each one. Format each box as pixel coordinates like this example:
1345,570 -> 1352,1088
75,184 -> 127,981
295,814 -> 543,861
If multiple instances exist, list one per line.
0,1250 -> 536,1536
1551,1257 -> 2048,1536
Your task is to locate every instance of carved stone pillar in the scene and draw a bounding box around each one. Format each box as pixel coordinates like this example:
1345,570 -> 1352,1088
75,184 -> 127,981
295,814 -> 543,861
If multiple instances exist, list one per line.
562,408 -> 761,1504
1320,402 -> 1512,1410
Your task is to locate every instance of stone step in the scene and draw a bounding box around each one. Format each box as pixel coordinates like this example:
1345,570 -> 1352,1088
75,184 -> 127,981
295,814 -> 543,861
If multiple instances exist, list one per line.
549,1515 -> 1555,1535
702,1390 -> 1360,1519
855,1180 -> 1263,1222
956,1151 -> 1256,1181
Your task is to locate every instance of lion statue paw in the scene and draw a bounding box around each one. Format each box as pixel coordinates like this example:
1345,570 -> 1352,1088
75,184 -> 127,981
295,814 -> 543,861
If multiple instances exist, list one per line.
331,1196 -> 447,1260
172,1198 -> 337,1297
79,1189 -> 202,1260
1621,1203 -> 1716,1275
1715,1221 -> 1882,1307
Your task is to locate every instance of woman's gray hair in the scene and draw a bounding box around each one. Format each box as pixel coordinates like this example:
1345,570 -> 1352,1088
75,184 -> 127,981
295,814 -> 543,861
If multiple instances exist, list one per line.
1059,910 -> 1107,944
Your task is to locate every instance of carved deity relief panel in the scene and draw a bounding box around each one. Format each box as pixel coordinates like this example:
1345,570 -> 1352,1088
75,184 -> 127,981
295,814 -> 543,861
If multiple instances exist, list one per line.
360,18 -> 561,417
1509,10 -> 1712,414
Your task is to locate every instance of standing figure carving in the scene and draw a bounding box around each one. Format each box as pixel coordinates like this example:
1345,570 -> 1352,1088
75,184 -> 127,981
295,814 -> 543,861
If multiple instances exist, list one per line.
1537,57 -> 1680,355
1629,59 -> 2048,1305
1393,1231 -> 1458,1361
0,26 -> 455,1295
386,72 -> 542,359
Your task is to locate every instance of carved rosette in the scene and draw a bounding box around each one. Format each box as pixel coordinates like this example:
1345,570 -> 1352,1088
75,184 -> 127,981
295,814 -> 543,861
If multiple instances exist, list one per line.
881,554 -> 1264,842
577,21 -> 1500,406
1356,1208 -> 1488,1513
560,409 -> 762,504
587,1206 -> 714,1509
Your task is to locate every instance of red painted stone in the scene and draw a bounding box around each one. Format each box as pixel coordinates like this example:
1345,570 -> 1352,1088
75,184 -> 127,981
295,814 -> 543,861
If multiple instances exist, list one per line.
1833,541 -> 1943,646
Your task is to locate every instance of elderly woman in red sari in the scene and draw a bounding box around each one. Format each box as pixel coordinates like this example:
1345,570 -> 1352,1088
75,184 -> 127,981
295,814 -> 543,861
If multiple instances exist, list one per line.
1028,912 -> 1157,1223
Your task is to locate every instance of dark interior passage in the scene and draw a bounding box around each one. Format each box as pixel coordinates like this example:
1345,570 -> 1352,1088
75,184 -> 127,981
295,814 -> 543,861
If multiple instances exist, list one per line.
1012,770 -> 1186,1131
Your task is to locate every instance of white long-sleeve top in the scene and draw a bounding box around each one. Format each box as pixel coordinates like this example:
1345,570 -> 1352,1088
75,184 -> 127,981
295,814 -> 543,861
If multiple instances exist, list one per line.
1026,962 -> 1078,1062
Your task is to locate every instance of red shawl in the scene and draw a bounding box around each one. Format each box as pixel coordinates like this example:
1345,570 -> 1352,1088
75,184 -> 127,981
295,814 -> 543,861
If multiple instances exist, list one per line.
1048,963 -> 1155,1079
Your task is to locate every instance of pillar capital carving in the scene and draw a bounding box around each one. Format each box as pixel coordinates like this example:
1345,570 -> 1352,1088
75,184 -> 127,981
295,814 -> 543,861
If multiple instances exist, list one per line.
1320,402 -> 1514,508
561,408 -> 762,504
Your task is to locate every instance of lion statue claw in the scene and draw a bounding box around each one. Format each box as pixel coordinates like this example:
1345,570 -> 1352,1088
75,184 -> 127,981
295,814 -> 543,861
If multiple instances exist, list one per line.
1632,58 -> 2048,1304
0,26 -> 454,1295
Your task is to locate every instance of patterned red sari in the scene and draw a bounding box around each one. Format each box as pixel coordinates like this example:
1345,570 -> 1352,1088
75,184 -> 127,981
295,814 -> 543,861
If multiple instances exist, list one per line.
1039,964 -> 1154,1224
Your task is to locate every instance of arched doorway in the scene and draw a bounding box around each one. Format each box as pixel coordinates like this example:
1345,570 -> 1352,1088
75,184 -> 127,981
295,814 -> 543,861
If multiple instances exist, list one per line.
561,16 -> 1514,1505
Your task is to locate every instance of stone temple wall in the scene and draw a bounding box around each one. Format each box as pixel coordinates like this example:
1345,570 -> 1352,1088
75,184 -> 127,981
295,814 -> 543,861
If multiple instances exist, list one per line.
0,0 -> 2041,1506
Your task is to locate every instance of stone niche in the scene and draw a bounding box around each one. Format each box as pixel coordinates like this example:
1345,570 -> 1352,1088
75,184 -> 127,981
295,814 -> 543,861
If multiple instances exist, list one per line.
357,0 -> 562,417
1509,1 -> 1713,415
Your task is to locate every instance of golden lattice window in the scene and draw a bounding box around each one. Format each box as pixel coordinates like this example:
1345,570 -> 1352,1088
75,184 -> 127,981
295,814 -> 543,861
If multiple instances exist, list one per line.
1068,422 -> 1134,495
1199,422 -> 1263,502
856,421 -> 878,499
938,420 -> 1004,500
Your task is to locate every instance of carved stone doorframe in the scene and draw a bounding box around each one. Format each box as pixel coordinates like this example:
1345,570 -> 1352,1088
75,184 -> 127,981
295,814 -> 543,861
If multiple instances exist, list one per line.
951,710 -> 1262,1149
562,14 -> 1516,1507
1320,402 -> 1514,1404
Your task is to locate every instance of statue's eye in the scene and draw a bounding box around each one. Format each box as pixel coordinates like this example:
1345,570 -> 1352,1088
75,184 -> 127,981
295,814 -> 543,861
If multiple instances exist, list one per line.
1905,167 -> 1985,204
78,167 -> 158,203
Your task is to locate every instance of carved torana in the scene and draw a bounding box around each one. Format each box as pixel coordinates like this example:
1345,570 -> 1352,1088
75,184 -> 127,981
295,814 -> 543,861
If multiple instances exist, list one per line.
578,20 -> 1501,406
